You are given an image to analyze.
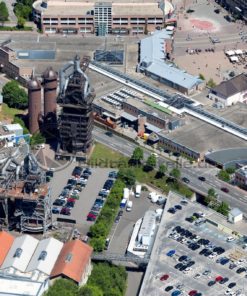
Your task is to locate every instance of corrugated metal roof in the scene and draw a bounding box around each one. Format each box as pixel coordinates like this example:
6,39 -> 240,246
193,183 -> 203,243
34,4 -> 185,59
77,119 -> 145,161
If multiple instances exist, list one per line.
145,123 -> 162,133
2,235 -> 39,272
26,237 -> 63,275
140,29 -> 202,90
138,211 -> 156,242
146,61 -> 201,89
121,112 -> 138,122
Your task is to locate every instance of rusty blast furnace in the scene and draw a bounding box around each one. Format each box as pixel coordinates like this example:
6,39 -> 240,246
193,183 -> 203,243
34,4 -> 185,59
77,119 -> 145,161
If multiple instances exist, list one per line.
28,78 -> 42,134
57,56 -> 95,155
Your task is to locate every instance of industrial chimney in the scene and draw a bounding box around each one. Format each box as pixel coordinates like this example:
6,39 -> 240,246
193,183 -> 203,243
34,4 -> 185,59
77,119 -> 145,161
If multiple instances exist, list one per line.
28,77 -> 42,134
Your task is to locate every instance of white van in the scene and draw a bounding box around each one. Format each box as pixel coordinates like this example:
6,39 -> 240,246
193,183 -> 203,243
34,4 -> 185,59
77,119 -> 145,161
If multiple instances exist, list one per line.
126,201 -> 133,212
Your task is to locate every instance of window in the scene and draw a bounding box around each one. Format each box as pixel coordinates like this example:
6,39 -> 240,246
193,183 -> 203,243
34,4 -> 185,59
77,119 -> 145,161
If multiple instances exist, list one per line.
38,250 -> 47,261
65,253 -> 73,262
14,248 -> 22,258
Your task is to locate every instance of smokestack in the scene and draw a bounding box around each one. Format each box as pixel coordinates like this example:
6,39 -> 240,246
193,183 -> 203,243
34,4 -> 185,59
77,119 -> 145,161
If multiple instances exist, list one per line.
28,77 -> 42,134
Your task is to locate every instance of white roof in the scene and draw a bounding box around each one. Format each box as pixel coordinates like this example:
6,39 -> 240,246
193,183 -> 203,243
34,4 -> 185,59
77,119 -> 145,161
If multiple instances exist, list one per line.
1,235 -> 39,272
225,50 -> 235,56
230,56 -> 239,62
26,237 -> 63,275
0,277 -> 43,296
3,124 -> 23,131
235,49 -> 243,55
230,208 -> 242,217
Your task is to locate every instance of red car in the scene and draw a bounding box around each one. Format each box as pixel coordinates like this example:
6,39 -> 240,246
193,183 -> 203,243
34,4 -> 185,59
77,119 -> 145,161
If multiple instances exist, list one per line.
221,187 -> 229,193
60,207 -> 71,216
160,274 -> 169,281
67,197 -> 76,203
189,291 -> 198,296
215,275 -> 223,282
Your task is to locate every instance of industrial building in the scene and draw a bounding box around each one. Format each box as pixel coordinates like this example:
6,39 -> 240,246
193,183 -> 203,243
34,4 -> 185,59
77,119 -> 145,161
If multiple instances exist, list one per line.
32,0 -> 175,36
208,73 -> 247,107
235,165 -> 247,188
56,56 -> 95,159
0,143 -> 52,233
0,43 -> 33,84
0,232 -> 93,295
138,29 -> 204,95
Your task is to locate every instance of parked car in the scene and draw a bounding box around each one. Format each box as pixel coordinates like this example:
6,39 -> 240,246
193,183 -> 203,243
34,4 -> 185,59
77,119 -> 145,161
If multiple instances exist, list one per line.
219,277 -> 229,284
182,177 -> 190,183
174,205 -> 182,210
208,280 -> 216,287
60,207 -> 71,215
168,207 -> 176,214
72,166 -> 82,177
52,207 -> 60,214
189,291 -> 198,296
53,199 -> 65,206
215,276 -> 224,282
228,282 -> 236,288
160,274 -> 169,281
198,176 -> 206,181
167,249 -> 176,257
165,286 -> 173,292
171,290 -> 181,296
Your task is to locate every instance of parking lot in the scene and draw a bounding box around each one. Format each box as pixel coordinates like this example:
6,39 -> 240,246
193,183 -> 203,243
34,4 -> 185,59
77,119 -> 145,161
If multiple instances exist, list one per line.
49,163 -> 112,235
141,192 -> 247,296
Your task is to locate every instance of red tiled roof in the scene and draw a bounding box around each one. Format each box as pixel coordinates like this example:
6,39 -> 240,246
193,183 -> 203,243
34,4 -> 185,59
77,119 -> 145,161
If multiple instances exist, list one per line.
0,231 -> 14,266
51,239 -> 93,284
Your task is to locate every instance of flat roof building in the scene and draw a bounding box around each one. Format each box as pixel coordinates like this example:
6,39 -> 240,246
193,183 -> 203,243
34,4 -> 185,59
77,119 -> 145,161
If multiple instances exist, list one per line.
32,0 -> 175,35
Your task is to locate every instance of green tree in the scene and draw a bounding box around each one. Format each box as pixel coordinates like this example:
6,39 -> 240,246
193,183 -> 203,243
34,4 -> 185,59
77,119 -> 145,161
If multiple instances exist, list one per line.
79,285 -> 103,296
207,78 -> 216,88
2,80 -> 28,109
170,168 -> 181,179
14,0 -> 32,20
144,154 -> 156,171
226,167 -> 235,174
30,132 -> 45,145
156,164 -> 167,178
216,201 -> 230,216
118,168 -> 136,186
90,237 -> 105,252
208,188 -> 216,197
17,16 -> 25,28
130,147 -> 144,165
45,279 -> 78,296
12,116 -> 29,134
199,73 -> 205,80
90,222 -> 108,238
218,170 -> 230,182
205,188 -> 217,206
0,2 -> 9,25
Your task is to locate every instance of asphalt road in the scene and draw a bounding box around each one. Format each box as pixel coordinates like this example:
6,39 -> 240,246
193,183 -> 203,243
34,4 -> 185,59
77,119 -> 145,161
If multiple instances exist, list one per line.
93,126 -> 247,215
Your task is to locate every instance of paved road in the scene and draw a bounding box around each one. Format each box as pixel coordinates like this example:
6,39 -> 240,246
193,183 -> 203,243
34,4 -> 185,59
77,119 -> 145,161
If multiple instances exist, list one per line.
93,126 -> 247,214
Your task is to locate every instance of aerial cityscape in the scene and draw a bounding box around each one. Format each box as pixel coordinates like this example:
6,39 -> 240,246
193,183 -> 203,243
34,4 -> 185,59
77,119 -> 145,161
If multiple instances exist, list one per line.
0,0 -> 247,295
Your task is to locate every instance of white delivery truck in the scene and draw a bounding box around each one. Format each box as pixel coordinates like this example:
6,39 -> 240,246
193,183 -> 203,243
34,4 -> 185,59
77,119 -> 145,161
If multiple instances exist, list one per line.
123,188 -> 130,200
126,200 -> 133,212
135,185 -> 142,198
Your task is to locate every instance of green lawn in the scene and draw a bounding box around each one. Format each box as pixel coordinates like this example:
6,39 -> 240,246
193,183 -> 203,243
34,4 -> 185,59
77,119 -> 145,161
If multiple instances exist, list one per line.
89,142 -> 129,168
0,103 -> 24,121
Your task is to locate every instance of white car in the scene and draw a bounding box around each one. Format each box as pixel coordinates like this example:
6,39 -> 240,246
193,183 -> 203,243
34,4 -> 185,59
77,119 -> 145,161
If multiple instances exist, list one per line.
225,289 -> 232,295
198,211 -> 205,217
226,236 -> 235,242
209,253 -> 217,259
183,267 -> 192,274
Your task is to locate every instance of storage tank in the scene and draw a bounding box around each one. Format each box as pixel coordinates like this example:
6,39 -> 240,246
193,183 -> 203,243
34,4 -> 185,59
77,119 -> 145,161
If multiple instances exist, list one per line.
28,77 -> 42,134
42,67 -> 58,117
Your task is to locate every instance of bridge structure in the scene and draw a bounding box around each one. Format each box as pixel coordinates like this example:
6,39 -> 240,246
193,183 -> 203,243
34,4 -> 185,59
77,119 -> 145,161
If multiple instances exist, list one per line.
89,61 -> 247,141
92,252 -> 150,267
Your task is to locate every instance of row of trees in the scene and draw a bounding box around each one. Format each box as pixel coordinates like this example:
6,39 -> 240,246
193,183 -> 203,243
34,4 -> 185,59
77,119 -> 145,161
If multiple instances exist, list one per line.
205,188 -> 230,216
89,179 -> 126,252
218,167 -> 235,182
45,262 -> 127,296
14,0 -> 33,21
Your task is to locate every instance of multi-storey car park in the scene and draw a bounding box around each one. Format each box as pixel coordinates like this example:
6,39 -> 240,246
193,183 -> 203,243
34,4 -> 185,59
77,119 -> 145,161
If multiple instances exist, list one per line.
32,0 -> 175,35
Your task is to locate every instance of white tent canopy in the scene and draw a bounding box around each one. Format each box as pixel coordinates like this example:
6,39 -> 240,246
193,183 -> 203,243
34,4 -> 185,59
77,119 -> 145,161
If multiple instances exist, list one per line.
230,56 -> 239,62
235,49 -> 243,55
225,50 -> 235,56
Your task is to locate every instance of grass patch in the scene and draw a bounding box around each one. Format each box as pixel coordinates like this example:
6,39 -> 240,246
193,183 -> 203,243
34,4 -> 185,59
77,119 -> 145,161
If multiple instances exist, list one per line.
0,103 -> 24,121
0,26 -> 32,31
89,142 -> 128,168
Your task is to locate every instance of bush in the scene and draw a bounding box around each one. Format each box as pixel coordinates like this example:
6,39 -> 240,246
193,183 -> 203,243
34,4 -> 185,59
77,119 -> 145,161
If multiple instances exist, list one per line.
30,132 -> 45,145
12,116 -> 29,134
218,170 -> 230,182
0,2 -> 9,23
44,279 -> 78,296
